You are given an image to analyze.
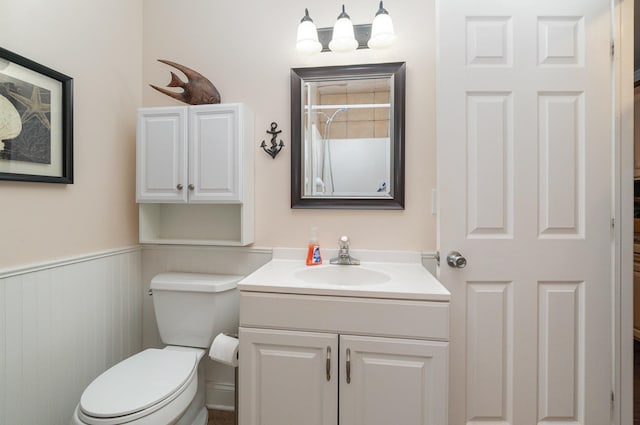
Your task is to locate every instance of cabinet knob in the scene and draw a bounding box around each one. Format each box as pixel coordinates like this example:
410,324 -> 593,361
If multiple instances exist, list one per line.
176,184 -> 184,190
188,184 -> 195,190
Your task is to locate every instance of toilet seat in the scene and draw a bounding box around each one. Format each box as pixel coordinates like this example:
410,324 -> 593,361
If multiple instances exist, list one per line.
77,348 -> 198,425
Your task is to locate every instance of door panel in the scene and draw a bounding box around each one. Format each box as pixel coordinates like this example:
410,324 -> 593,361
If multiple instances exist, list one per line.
437,1 -> 611,424
537,282 -> 584,421
466,92 -> 514,238
465,282 -> 512,421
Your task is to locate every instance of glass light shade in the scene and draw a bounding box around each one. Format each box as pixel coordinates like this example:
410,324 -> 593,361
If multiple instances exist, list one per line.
296,20 -> 322,54
329,17 -> 358,53
368,11 -> 395,49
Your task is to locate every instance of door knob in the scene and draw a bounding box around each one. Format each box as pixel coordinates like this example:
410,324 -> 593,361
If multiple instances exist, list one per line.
446,251 -> 467,268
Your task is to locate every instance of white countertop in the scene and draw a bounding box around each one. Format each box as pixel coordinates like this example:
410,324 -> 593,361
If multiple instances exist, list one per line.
238,248 -> 450,302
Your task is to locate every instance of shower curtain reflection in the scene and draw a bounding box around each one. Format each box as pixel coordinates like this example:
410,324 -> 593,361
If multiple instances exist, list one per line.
305,108 -> 390,197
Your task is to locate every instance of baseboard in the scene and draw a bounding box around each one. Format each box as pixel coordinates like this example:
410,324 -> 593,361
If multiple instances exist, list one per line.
206,382 -> 235,411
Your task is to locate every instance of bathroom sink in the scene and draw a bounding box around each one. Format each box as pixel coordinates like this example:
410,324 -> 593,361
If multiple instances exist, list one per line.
237,248 -> 451,301
294,266 -> 391,286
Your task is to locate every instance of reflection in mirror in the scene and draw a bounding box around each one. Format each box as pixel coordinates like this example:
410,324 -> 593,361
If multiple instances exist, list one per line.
291,62 -> 405,209
305,78 -> 390,197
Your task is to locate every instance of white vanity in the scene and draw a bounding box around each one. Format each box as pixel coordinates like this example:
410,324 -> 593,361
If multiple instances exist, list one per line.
237,249 -> 450,425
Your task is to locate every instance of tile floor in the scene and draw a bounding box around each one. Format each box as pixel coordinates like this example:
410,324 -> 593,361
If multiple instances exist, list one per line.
207,409 -> 234,425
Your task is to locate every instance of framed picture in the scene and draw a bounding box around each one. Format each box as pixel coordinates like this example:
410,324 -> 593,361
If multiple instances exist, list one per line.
0,46 -> 73,183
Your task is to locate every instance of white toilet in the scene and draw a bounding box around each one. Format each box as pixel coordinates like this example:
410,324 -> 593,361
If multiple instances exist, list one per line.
71,272 -> 241,425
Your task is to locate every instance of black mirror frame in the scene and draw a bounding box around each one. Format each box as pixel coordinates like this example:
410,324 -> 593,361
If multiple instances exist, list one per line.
290,62 -> 406,209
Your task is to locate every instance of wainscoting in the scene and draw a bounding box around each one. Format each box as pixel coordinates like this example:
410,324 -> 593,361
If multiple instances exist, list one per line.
0,248 -> 142,425
0,245 -> 438,423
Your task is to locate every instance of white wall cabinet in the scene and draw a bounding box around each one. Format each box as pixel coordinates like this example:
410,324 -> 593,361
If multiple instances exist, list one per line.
136,103 -> 254,245
239,292 -> 449,425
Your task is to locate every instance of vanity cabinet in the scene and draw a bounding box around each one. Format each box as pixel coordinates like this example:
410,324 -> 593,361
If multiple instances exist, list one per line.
136,103 -> 254,245
238,292 -> 449,425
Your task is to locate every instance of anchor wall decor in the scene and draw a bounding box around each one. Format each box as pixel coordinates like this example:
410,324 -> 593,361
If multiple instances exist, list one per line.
260,122 -> 284,159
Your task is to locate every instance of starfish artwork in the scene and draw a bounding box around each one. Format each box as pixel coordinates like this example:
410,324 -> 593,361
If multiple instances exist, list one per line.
0,73 -> 51,165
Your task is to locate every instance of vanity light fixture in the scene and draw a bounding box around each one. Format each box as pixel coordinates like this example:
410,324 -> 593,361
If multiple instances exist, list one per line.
368,1 -> 396,49
328,5 -> 359,53
296,9 -> 323,55
295,2 -> 396,54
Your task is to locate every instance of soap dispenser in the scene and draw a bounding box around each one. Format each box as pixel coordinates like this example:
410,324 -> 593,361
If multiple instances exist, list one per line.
306,227 -> 322,266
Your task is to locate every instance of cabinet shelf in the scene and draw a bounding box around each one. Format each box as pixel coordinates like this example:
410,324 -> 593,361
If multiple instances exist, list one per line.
139,203 -> 253,246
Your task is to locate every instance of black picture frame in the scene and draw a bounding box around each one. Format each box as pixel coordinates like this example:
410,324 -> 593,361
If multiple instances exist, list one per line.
0,46 -> 73,184
290,62 -> 405,209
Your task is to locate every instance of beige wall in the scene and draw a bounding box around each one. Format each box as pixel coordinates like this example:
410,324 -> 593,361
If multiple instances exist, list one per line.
142,0 -> 436,251
0,0 -> 435,269
0,0 -> 142,267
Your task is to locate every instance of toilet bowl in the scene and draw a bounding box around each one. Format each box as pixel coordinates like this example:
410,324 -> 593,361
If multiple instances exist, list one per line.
71,272 -> 242,425
72,347 -> 205,425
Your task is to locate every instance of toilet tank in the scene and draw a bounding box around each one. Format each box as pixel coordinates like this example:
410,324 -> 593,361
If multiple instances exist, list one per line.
150,272 -> 242,348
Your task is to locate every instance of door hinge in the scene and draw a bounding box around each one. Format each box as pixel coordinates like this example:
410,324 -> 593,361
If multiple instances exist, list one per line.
610,390 -> 615,413
611,218 -> 615,228
611,42 -> 615,58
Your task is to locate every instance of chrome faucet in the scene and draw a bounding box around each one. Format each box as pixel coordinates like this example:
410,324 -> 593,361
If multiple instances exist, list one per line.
330,236 -> 360,265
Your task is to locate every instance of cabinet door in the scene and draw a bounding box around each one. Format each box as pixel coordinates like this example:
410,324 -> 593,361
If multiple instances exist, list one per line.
189,104 -> 242,203
339,335 -> 448,425
239,327 -> 338,425
136,107 -> 188,203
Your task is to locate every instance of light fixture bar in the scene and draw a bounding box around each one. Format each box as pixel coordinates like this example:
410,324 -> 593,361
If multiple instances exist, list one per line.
317,24 -> 372,52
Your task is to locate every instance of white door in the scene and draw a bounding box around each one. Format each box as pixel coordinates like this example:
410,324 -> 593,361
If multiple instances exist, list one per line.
189,104 -> 240,203
238,327 -> 338,425
437,1 -> 612,424
136,106 -> 188,203
339,335 -> 448,425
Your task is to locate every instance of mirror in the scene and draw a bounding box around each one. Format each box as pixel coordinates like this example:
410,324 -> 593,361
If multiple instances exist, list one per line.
291,62 -> 406,209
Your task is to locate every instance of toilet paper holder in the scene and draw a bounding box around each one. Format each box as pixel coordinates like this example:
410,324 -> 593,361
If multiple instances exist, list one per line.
220,332 -> 238,425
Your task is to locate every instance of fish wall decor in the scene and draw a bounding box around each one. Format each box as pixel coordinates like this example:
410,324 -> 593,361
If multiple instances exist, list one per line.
150,59 -> 221,105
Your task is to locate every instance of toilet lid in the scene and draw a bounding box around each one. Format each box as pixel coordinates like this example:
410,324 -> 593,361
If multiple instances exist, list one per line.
80,348 -> 197,418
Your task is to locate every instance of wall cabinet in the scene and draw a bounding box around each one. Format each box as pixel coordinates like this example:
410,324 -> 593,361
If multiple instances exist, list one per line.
239,292 -> 449,425
136,103 -> 254,246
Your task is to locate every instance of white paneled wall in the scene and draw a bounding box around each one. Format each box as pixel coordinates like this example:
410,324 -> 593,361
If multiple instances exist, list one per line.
0,248 -> 142,425
0,244 -> 438,422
